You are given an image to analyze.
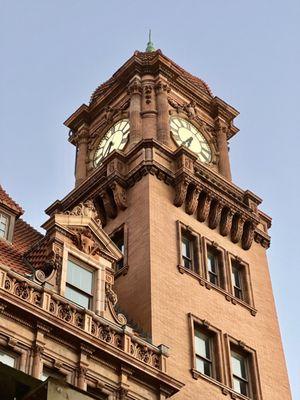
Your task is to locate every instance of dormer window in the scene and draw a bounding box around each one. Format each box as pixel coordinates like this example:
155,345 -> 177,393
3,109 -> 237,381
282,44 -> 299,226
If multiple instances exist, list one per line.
0,212 -> 9,239
65,259 -> 93,309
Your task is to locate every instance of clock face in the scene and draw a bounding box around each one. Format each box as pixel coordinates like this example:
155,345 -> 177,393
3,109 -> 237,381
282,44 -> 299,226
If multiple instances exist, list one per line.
170,117 -> 212,163
94,119 -> 130,166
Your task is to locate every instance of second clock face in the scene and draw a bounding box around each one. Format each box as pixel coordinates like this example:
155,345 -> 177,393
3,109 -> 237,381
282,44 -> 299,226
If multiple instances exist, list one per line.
170,117 -> 212,163
94,119 -> 130,166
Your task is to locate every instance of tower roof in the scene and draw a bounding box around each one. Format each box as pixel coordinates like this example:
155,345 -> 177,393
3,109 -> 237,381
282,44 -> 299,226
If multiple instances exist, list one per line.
90,49 -> 213,104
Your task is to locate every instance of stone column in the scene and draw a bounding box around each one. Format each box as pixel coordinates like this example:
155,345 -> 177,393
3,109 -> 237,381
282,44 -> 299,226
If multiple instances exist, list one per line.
32,345 -> 43,378
141,75 -> 157,140
127,77 -> 142,148
215,118 -> 232,181
155,79 -> 171,147
75,124 -> 89,187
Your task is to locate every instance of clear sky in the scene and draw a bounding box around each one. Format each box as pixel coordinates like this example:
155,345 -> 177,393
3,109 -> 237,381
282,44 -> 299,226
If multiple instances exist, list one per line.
1,1 -> 299,397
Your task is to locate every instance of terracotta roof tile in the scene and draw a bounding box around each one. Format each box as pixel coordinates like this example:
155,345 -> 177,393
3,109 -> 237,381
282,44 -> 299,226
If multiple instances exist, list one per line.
0,185 -> 24,215
25,237 -> 49,270
0,219 -> 43,275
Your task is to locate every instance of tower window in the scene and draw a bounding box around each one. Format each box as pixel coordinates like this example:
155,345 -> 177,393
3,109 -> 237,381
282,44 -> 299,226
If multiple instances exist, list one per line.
65,259 -> 93,309
205,245 -> 225,289
0,212 -> 9,239
110,227 -> 125,271
231,351 -> 249,396
194,328 -> 213,377
182,235 -> 193,269
232,263 -> 243,300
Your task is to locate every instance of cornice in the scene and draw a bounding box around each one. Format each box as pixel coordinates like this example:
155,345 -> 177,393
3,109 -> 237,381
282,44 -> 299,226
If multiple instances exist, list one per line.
45,140 -> 270,250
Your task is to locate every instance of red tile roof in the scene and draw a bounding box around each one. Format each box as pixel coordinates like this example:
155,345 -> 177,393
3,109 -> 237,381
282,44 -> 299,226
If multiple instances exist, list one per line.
0,219 -> 43,275
0,185 -> 24,215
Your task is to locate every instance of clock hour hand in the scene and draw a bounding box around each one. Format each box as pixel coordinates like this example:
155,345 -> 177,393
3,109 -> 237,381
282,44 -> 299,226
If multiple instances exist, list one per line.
182,137 -> 193,148
103,141 -> 114,157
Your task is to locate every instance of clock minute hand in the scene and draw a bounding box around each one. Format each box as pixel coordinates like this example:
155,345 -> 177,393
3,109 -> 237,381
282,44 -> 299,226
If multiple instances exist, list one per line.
103,141 -> 114,157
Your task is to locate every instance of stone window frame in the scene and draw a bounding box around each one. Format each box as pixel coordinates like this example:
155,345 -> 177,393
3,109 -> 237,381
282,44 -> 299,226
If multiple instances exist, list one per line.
176,221 -> 202,275
40,355 -> 73,384
189,313 -> 225,385
0,207 -> 16,243
176,224 -> 257,316
109,223 -> 129,278
202,237 -> 228,292
60,245 -> 107,314
227,253 -> 255,309
224,334 -> 262,400
0,336 -> 28,372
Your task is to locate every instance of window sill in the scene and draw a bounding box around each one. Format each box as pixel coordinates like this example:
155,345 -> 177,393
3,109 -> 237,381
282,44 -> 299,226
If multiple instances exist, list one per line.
191,369 -> 252,400
177,265 -> 257,316
115,264 -> 129,279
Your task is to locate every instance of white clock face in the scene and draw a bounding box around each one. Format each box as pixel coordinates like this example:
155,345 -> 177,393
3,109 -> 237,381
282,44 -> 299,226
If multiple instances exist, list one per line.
94,119 -> 130,166
170,117 -> 212,163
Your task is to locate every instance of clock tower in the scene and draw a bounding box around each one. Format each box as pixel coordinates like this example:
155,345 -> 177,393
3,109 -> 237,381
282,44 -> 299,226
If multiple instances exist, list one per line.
47,44 -> 291,399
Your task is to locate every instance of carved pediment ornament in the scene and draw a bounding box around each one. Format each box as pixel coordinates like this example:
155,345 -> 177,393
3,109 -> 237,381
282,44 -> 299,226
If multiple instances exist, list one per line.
105,282 -> 127,326
72,227 -> 101,256
35,244 -> 63,284
66,200 -> 102,226
168,98 -> 196,119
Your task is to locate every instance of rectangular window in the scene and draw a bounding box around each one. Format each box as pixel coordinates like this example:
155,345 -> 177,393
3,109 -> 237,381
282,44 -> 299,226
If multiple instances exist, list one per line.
182,235 -> 193,270
40,367 -> 66,382
0,212 -> 9,239
206,245 -> 225,288
194,328 -> 213,377
65,259 -> 93,309
231,351 -> 249,396
111,228 -> 124,271
0,349 -> 16,368
232,263 -> 244,300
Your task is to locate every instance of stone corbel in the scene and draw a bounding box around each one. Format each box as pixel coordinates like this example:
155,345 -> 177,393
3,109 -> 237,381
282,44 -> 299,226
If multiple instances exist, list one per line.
208,200 -> 223,229
185,185 -> 201,215
174,178 -> 189,207
110,181 -> 127,211
220,208 -> 234,237
242,221 -> 256,250
231,214 -> 245,243
197,191 -> 211,222
101,190 -> 117,219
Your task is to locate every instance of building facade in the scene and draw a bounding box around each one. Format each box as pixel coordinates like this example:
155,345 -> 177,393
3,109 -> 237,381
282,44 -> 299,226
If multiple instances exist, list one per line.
0,45 -> 291,400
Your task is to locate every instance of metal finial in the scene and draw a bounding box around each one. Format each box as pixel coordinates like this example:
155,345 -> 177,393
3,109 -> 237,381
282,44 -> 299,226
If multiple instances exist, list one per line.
145,29 -> 156,52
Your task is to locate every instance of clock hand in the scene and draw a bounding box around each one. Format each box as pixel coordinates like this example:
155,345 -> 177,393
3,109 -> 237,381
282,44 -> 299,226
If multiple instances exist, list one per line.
103,141 -> 114,157
182,137 -> 193,148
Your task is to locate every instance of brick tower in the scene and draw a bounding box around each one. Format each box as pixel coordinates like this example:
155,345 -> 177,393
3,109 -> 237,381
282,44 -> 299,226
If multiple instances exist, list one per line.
48,45 -> 291,399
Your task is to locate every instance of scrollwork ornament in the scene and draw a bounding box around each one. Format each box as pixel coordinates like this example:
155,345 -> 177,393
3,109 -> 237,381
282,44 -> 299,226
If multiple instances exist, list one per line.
197,192 -> 211,222
174,179 -> 189,207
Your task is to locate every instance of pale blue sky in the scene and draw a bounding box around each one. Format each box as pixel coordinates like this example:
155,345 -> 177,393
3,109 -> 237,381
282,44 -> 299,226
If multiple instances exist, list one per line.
1,1 -> 299,397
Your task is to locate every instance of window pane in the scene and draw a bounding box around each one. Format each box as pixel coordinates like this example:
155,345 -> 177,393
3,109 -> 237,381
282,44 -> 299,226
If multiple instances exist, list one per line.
195,331 -> 210,359
231,353 -> 247,379
0,351 -> 16,367
182,237 -> 191,259
233,377 -> 248,395
232,266 -> 241,288
67,260 -> 92,294
196,356 -> 211,376
65,286 -> 90,308
207,252 -> 217,273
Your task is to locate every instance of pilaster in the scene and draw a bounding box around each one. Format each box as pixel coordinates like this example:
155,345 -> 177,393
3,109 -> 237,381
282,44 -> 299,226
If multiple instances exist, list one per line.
214,117 -> 232,181
155,78 -> 171,147
127,77 -> 142,147
141,75 -> 157,139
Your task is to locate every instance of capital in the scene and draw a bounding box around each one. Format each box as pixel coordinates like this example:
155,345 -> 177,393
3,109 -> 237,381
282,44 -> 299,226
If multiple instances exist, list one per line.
127,78 -> 142,95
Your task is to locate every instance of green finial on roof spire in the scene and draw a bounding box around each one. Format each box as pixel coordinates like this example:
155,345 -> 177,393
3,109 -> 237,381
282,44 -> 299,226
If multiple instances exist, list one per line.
145,29 -> 156,52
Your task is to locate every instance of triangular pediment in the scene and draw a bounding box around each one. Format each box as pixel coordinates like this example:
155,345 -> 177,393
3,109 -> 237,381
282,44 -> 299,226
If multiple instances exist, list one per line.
42,212 -> 122,263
